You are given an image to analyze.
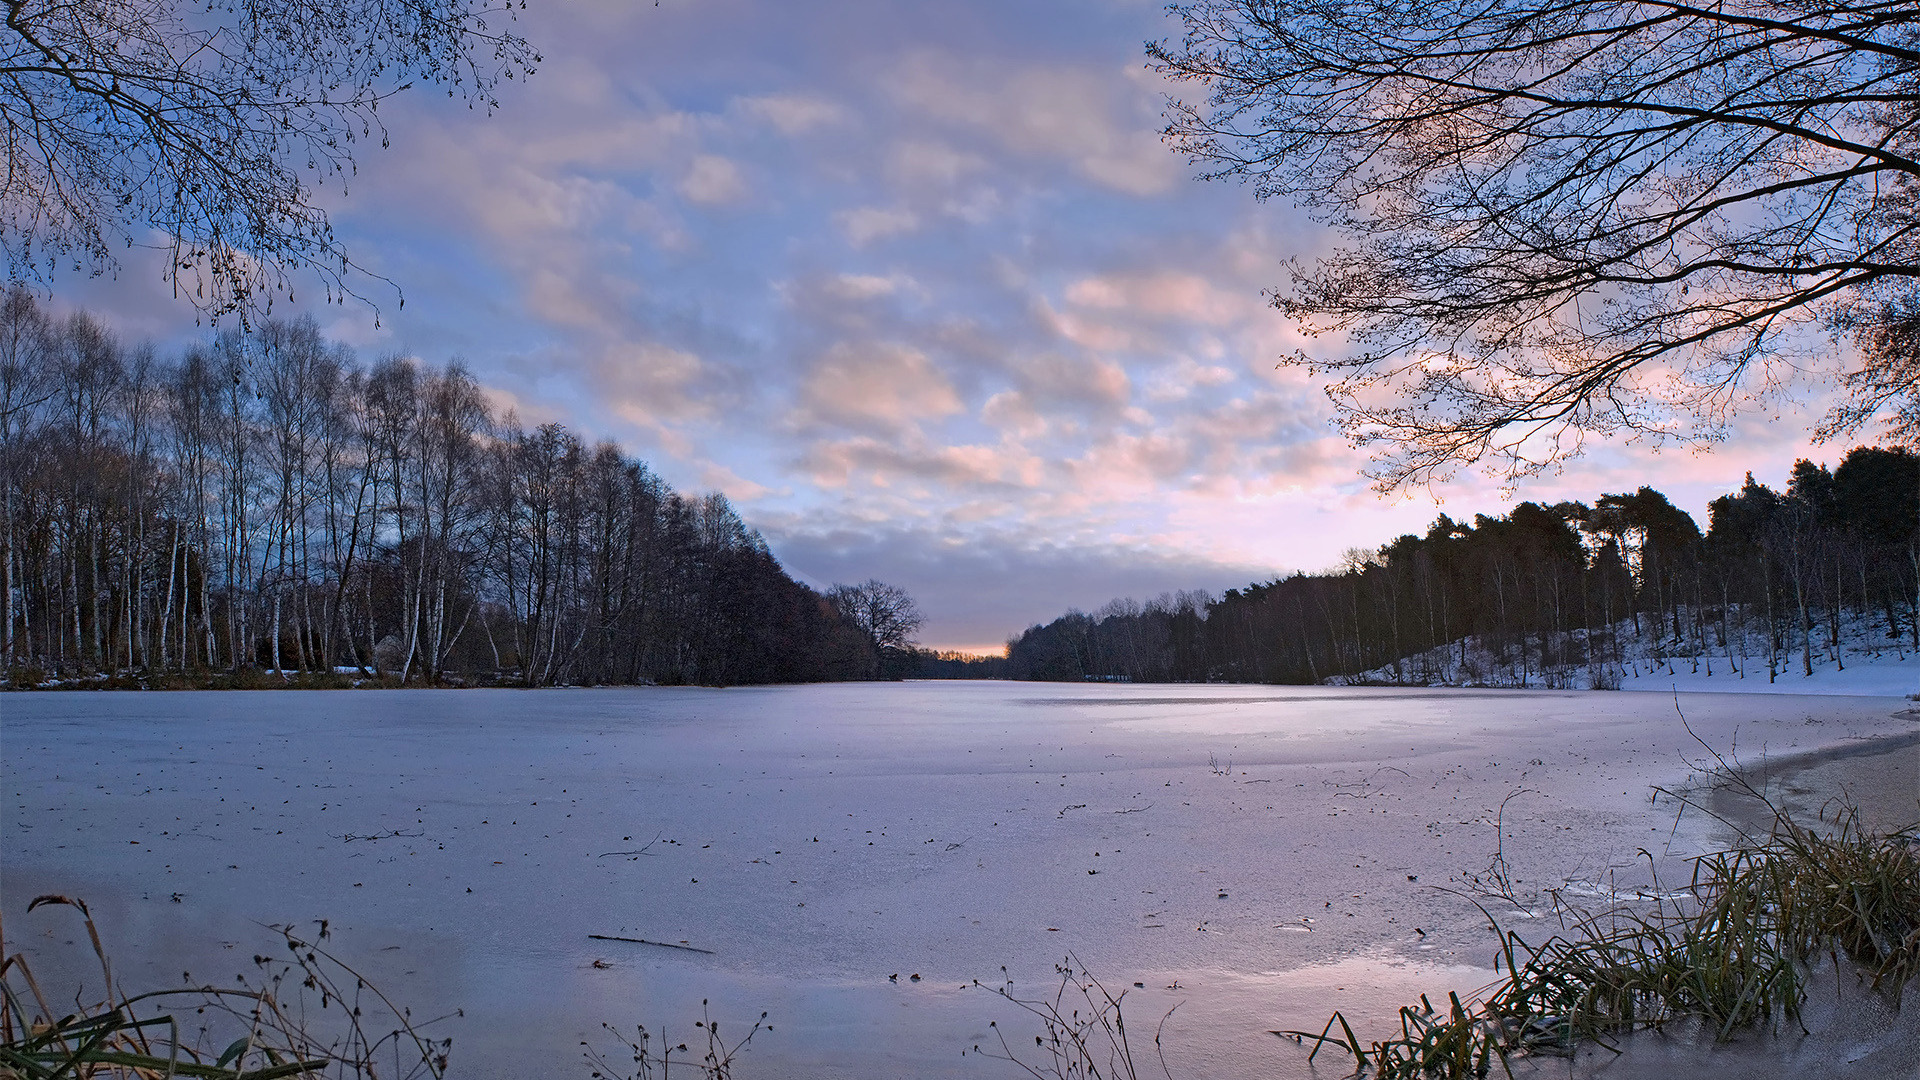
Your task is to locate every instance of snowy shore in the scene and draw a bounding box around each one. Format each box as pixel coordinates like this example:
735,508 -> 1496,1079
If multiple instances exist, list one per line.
1340,608 -> 1920,700
1615,648 -> 1920,697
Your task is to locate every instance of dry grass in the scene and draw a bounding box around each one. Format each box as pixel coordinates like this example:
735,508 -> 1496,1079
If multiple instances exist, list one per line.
581,1002 -> 767,1080
965,958 -> 1176,1080
1,896 -> 453,1080
1280,779 -> 1919,1077
973,719 -> 1918,1080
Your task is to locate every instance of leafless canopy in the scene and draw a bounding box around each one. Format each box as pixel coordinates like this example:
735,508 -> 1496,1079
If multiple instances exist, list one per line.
828,579 -> 924,653
1150,0 -> 1920,487
0,0 -> 539,322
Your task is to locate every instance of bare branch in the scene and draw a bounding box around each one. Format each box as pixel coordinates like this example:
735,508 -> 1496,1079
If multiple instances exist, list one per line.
0,0 -> 539,324
1152,0 -> 1920,487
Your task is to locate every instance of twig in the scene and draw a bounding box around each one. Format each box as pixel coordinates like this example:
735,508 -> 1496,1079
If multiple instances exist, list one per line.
588,935 -> 715,956
598,832 -> 662,858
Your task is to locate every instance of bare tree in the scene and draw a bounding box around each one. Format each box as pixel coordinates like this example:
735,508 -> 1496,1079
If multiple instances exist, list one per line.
1152,0 -> 1920,487
258,317 -> 334,672
164,344 -> 221,668
209,328 -> 259,666
828,579 -> 924,654
409,361 -> 488,681
0,0 -> 539,322
0,285 -> 51,666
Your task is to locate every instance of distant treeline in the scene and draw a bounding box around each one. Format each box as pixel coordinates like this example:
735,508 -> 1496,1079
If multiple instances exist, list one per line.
1003,453 -> 1920,684
0,293 -> 903,686
907,649 -> 1014,679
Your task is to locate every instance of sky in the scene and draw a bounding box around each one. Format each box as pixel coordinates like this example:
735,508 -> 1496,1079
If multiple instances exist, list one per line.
69,0 -> 1854,652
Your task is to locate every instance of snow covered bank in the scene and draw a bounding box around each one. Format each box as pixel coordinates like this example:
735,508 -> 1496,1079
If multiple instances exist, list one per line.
1339,606 -> 1920,697
1616,647 -> 1920,696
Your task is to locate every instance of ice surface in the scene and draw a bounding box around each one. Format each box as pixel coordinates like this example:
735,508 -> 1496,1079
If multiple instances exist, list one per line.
3,684 -> 1917,1078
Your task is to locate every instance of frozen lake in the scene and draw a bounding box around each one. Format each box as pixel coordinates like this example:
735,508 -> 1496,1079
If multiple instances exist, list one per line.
4,684 -> 1917,1078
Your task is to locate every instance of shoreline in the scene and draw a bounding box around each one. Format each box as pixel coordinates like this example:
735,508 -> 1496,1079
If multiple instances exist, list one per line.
8,673 -> 1920,696
1711,723 -> 1920,838
1721,718 -> 1920,788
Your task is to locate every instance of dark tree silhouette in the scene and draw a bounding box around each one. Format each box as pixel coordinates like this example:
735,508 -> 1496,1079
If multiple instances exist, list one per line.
827,580 -> 923,651
1151,0 -> 1920,486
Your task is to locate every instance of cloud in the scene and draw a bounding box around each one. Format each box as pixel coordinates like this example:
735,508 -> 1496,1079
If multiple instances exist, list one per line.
824,272 -> 923,302
888,53 -> 1181,197
1065,271 -> 1262,324
836,205 -> 920,246
1062,431 -> 1196,501
1008,349 -> 1132,412
981,390 -> 1048,439
796,435 -> 1042,490
885,139 -> 987,191
795,341 -> 964,433
1143,357 -> 1237,403
736,92 -> 848,135
700,462 -> 784,502
680,154 -> 749,205
763,517 -> 1275,651
538,338 -> 719,434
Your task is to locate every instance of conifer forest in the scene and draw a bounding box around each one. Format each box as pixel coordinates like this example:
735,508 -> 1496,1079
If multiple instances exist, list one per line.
1005,454 -> 1920,686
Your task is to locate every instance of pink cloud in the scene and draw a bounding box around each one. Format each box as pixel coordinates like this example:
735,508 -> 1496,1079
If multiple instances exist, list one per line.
680,154 -> 749,205
1063,271 -> 1260,324
735,92 -> 848,135
796,341 -> 964,433
888,52 -> 1181,197
835,206 -> 921,246
797,435 -> 1041,491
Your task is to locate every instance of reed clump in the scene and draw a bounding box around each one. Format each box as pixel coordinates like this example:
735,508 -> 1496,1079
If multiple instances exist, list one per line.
2,896 -> 453,1080
1282,806 -> 1920,1078
582,1000 -> 768,1080
965,958 -> 1176,1080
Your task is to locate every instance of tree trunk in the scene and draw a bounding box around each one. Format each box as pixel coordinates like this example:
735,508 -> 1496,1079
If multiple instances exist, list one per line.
159,522 -> 178,670
271,587 -> 285,676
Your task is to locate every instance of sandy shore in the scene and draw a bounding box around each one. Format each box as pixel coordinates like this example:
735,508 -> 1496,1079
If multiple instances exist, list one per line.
4,684 -> 1916,1077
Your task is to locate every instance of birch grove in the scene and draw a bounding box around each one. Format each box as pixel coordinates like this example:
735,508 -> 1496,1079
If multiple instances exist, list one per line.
0,292 -> 876,685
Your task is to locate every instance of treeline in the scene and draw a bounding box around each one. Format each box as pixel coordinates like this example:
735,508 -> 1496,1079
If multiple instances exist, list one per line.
1005,452 -> 1920,685
908,649 -> 1014,679
0,292 -> 895,686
